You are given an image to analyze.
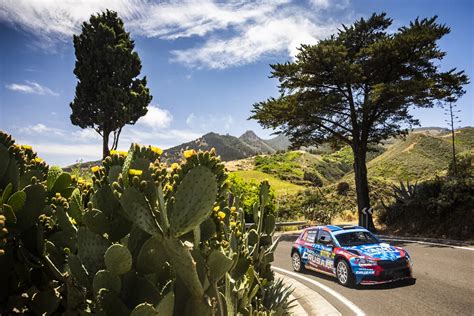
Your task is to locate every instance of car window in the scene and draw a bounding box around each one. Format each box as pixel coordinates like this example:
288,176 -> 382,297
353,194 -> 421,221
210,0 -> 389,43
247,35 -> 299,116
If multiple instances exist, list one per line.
317,230 -> 332,243
335,231 -> 379,247
305,230 -> 317,243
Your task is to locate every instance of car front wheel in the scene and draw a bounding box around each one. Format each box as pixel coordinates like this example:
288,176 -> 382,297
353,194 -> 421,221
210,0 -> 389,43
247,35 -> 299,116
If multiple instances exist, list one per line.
292,252 -> 304,272
336,259 -> 354,287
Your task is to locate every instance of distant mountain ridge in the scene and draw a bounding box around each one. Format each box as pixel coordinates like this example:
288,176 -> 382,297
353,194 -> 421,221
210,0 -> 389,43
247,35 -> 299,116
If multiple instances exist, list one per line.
164,130 -> 290,161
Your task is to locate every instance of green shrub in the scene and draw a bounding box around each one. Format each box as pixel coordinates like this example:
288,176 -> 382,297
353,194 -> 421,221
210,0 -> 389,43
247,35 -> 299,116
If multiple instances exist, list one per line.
380,157 -> 474,239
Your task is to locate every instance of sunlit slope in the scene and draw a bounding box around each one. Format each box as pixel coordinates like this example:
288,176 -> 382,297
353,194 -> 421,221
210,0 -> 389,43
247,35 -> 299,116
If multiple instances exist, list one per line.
367,127 -> 473,181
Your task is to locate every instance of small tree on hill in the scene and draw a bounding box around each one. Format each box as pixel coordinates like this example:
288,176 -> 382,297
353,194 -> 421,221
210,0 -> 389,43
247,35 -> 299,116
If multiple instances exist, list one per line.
70,10 -> 152,158
251,13 -> 468,230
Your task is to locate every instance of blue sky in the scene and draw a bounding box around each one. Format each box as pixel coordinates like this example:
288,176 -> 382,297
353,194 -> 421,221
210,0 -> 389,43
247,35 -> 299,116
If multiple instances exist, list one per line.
0,0 -> 472,166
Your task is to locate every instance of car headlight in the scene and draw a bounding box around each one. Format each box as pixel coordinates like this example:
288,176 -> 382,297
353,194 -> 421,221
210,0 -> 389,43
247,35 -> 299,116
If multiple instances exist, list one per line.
354,257 -> 377,266
405,252 -> 413,266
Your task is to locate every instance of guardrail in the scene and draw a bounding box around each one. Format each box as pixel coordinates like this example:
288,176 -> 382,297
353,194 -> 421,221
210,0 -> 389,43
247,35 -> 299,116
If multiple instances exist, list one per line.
245,221 -> 307,228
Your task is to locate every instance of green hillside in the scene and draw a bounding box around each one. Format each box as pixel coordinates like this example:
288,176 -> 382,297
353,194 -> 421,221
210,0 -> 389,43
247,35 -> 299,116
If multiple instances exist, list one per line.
368,127 -> 474,181
227,127 -> 474,191
231,170 -> 304,194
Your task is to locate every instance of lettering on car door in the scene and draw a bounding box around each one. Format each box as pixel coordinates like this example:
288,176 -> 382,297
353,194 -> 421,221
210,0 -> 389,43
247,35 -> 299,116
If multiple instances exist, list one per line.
313,230 -> 335,272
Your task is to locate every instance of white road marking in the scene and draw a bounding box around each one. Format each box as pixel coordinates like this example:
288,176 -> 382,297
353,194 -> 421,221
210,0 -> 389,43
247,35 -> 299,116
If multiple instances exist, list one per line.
272,266 -> 366,316
380,237 -> 474,251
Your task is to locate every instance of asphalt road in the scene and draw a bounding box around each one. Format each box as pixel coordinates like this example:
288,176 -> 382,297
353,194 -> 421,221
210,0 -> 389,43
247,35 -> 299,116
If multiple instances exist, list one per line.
273,237 -> 474,315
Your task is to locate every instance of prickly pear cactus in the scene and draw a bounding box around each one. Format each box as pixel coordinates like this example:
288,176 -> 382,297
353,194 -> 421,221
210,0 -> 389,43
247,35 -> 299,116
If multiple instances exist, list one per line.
0,131 -> 292,315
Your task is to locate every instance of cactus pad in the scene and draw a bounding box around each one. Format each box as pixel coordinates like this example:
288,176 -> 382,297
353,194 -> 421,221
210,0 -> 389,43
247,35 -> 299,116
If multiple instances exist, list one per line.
168,166 -> 217,238
51,172 -> 72,193
120,187 -> 161,236
97,288 -> 130,315
77,227 -> 110,276
93,269 -> 121,294
83,209 -> 110,235
104,244 -> 132,275
137,235 -> 167,274
130,303 -> 159,316
67,188 -> 83,223
15,184 -> 46,231
163,239 -> 204,297
7,190 -> 26,212
68,254 -> 90,288
207,249 -> 233,283
47,166 -> 63,192
156,291 -> 174,315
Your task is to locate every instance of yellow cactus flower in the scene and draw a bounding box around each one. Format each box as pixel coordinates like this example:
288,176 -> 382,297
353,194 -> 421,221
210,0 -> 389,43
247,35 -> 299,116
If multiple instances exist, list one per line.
91,166 -> 101,173
34,157 -> 43,163
217,211 -> 226,220
110,150 -> 128,156
129,169 -> 143,176
165,184 -> 173,191
230,206 -> 237,213
183,149 -> 196,159
171,163 -> 179,170
21,145 -> 33,150
150,146 -> 163,155
230,221 -> 236,228
213,206 -> 220,212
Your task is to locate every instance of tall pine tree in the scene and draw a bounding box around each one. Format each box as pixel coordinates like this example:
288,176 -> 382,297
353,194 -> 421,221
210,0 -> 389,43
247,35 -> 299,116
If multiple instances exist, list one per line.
251,13 -> 468,230
70,10 -> 152,158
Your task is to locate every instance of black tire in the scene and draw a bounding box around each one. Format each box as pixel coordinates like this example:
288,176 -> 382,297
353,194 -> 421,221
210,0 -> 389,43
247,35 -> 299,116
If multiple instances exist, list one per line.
291,251 -> 305,272
336,259 -> 355,287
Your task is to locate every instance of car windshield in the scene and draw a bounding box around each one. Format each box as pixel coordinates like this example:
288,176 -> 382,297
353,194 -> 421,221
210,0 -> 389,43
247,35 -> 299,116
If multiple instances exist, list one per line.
335,231 -> 380,247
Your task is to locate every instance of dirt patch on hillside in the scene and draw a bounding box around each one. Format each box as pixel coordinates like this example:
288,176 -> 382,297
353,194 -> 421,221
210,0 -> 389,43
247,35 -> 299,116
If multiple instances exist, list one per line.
225,157 -> 255,171
401,142 -> 417,153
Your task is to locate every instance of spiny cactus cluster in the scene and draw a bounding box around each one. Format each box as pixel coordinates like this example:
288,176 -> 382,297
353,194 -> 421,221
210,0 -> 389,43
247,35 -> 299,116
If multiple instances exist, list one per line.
0,130 -> 293,315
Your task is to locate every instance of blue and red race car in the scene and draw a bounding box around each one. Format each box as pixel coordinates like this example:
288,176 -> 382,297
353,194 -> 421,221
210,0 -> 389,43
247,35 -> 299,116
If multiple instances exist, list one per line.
291,225 -> 413,287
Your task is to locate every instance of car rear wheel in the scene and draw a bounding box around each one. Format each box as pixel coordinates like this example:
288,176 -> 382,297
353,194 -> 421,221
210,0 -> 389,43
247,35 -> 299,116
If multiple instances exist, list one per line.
292,252 -> 304,272
336,260 -> 354,287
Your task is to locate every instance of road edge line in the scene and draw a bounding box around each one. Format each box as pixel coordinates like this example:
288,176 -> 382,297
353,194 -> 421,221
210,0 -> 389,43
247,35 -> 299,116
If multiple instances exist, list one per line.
273,266 -> 366,316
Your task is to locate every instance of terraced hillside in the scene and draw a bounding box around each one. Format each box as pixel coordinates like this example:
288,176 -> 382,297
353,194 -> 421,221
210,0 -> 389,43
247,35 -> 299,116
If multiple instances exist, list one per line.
368,127 -> 474,181
227,127 -> 473,193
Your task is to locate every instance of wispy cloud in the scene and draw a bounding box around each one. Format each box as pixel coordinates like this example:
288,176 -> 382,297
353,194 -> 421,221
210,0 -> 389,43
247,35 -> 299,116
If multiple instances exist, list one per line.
0,0 -> 350,68
5,81 -> 59,96
19,123 -> 64,135
186,113 -> 234,131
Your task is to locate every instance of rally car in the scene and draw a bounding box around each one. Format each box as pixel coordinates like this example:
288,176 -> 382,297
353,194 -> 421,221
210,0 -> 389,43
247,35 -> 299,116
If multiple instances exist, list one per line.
291,225 -> 413,286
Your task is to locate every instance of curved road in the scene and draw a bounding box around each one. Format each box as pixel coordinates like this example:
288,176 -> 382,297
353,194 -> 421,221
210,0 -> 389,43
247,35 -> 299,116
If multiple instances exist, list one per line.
274,237 -> 474,315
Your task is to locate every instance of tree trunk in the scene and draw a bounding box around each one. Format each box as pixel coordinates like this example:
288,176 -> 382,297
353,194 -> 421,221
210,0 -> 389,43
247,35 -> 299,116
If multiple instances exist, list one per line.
102,130 -> 110,159
352,145 -> 376,231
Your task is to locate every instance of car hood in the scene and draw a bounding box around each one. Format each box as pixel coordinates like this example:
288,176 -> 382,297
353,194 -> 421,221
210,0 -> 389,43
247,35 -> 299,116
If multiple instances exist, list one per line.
345,243 -> 404,260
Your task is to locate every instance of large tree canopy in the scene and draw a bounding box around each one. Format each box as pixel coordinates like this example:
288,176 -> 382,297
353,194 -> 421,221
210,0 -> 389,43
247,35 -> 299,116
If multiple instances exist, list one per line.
70,10 -> 152,158
251,13 -> 468,230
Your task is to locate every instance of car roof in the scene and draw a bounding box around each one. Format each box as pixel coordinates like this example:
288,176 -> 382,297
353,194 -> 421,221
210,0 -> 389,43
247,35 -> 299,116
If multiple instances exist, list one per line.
304,224 -> 368,233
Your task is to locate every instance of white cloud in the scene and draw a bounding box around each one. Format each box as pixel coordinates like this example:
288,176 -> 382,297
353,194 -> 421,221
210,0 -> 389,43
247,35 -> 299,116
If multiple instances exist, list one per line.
19,123 -> 64,135
5,81 -> 59,96
73,128 -> 101,141
186,113 -> 234,131
137,105 -> 173,130
172,15 -> 334,69
0,0 -> 350,68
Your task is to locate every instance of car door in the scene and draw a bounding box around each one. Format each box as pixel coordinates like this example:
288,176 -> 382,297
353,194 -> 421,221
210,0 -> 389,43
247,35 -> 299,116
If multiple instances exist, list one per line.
313,230 -> 336,273
301,229 -> 318,268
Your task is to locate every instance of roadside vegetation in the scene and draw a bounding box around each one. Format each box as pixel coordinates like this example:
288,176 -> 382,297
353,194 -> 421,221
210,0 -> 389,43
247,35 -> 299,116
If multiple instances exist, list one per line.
379,155 -> 474,240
